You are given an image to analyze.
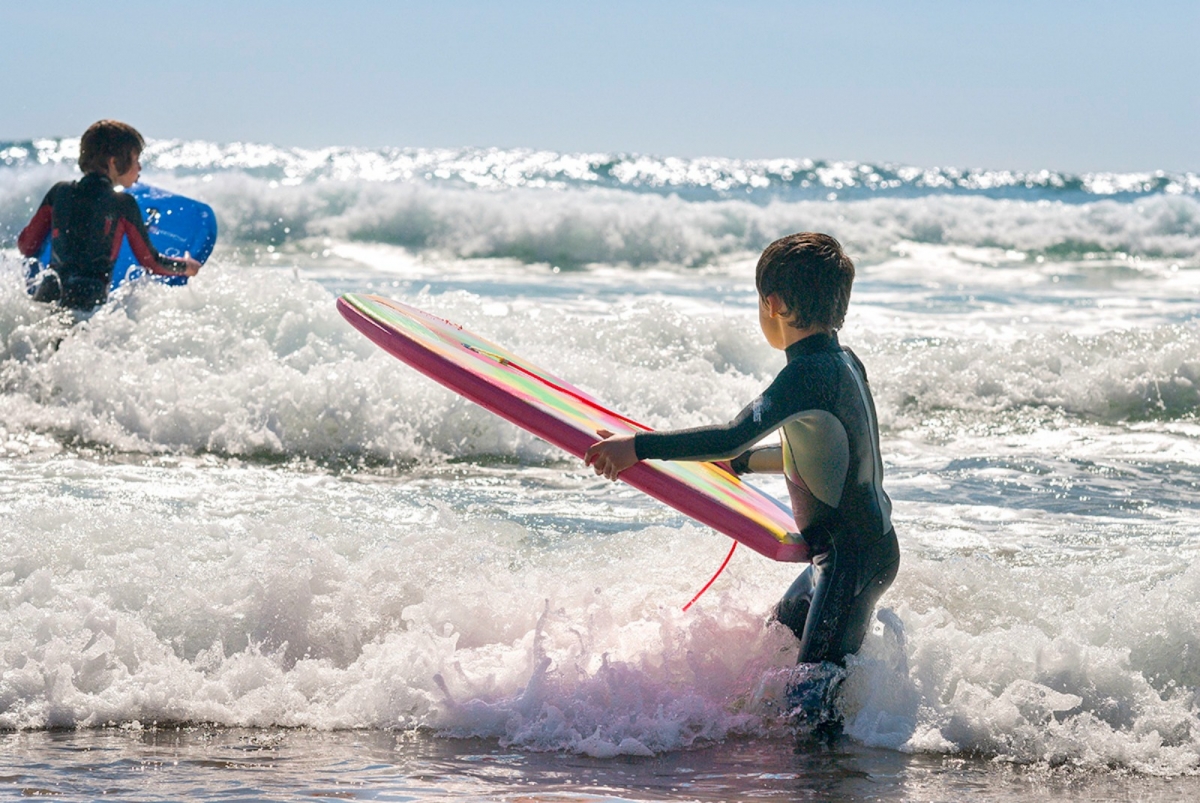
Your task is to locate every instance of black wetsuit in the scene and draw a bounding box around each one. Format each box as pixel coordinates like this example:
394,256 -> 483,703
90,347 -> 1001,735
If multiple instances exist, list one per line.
634,332 -> 899,665
17,173 -> 190,310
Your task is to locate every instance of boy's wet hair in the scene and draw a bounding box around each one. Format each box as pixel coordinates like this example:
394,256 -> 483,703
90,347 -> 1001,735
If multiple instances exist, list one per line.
78,120 -> 145,175
756,232 -> 855,330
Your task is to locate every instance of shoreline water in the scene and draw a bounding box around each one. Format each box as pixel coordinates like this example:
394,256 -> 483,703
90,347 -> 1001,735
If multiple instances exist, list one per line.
6,727 -> 1200,802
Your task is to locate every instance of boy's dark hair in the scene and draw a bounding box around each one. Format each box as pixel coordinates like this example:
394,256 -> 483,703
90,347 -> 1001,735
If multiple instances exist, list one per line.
78,120 -> 145,175
756,232 -> 855,330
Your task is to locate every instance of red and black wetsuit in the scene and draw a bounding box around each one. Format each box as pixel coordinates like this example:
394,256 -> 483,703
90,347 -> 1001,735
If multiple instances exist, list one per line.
17,172 -> 190,310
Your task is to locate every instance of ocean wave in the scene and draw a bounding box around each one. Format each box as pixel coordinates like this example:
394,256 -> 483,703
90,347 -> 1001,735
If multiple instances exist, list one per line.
4,136 -> 1198,778
4,140 -> 1200,269
0,263 -> 770,462
8,177 -> 1199,270
202,179 -> 1200,266
1,263 -> 1195,467
864,323 -> 1200,427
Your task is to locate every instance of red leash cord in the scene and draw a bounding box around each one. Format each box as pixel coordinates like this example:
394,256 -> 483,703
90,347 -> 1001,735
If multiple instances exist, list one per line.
682,541 -> 738,611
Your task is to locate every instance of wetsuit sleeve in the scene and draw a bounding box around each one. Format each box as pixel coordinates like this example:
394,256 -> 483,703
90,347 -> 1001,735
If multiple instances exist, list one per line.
113,194 -> 190,275
633,368 -> 800,462
17,189 -> 55,257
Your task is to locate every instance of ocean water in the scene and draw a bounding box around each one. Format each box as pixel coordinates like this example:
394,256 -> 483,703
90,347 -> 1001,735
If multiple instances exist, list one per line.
1,138 -> 1199,800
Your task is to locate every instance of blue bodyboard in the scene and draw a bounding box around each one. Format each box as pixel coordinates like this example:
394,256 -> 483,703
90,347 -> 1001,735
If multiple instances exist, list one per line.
30,183 -> 217,291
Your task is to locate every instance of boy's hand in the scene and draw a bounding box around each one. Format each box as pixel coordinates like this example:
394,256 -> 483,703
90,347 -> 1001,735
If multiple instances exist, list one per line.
181,253 -> 202,277
584,430 -> 638,481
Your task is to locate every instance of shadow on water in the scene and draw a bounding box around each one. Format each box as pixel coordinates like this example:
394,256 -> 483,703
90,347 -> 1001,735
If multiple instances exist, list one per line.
4,728 -> 1200,802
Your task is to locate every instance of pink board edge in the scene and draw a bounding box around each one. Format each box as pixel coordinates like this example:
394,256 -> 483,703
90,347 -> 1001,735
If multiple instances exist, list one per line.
337,294 -> 808,563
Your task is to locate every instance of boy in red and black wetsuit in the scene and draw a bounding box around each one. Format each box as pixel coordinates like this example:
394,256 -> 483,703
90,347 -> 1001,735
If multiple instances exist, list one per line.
18,120 -> 200,311
585,233 -> 899,670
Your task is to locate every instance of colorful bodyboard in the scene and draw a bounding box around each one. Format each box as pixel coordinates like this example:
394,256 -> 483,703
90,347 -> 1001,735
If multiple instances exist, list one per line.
337,293 -> 808,563
30,182 -> 217,291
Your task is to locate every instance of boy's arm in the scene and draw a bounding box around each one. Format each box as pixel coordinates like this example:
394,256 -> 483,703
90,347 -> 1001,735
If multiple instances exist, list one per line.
115,194 -> 201,277
730,445 -> 783,475
633,378 -> 795,464
586,436 -> 783,481
17,189 -> 55,257
586,370 -> 799,480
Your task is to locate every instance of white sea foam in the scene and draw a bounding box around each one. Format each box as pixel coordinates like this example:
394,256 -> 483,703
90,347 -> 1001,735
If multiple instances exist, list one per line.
1,252 -> 1195,466
0,261 -> 759,460
2,453 -> 1198,773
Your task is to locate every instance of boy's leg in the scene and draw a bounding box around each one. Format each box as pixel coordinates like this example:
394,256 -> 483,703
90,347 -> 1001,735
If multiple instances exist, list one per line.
60,276 -> 107,311
774,522 -> 837,641
795,549 -> 851,663
839,527 -> 901,658
790,529 -> 900,664
774,563 -> 818,641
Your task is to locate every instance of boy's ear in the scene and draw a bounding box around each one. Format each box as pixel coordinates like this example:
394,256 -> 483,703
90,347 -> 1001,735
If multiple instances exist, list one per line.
764,293 -> 789,318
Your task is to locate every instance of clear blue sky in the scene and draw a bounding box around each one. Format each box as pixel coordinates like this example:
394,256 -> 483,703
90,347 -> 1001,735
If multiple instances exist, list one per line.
4,1 -> 1196,173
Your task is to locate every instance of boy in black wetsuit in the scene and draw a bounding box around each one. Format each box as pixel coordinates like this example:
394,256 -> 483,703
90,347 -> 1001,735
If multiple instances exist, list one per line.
18,120 -> 200,311
585,233 -> 899,667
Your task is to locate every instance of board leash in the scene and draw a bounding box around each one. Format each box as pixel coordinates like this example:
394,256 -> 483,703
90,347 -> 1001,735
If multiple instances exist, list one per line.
682,541 -> 738,611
